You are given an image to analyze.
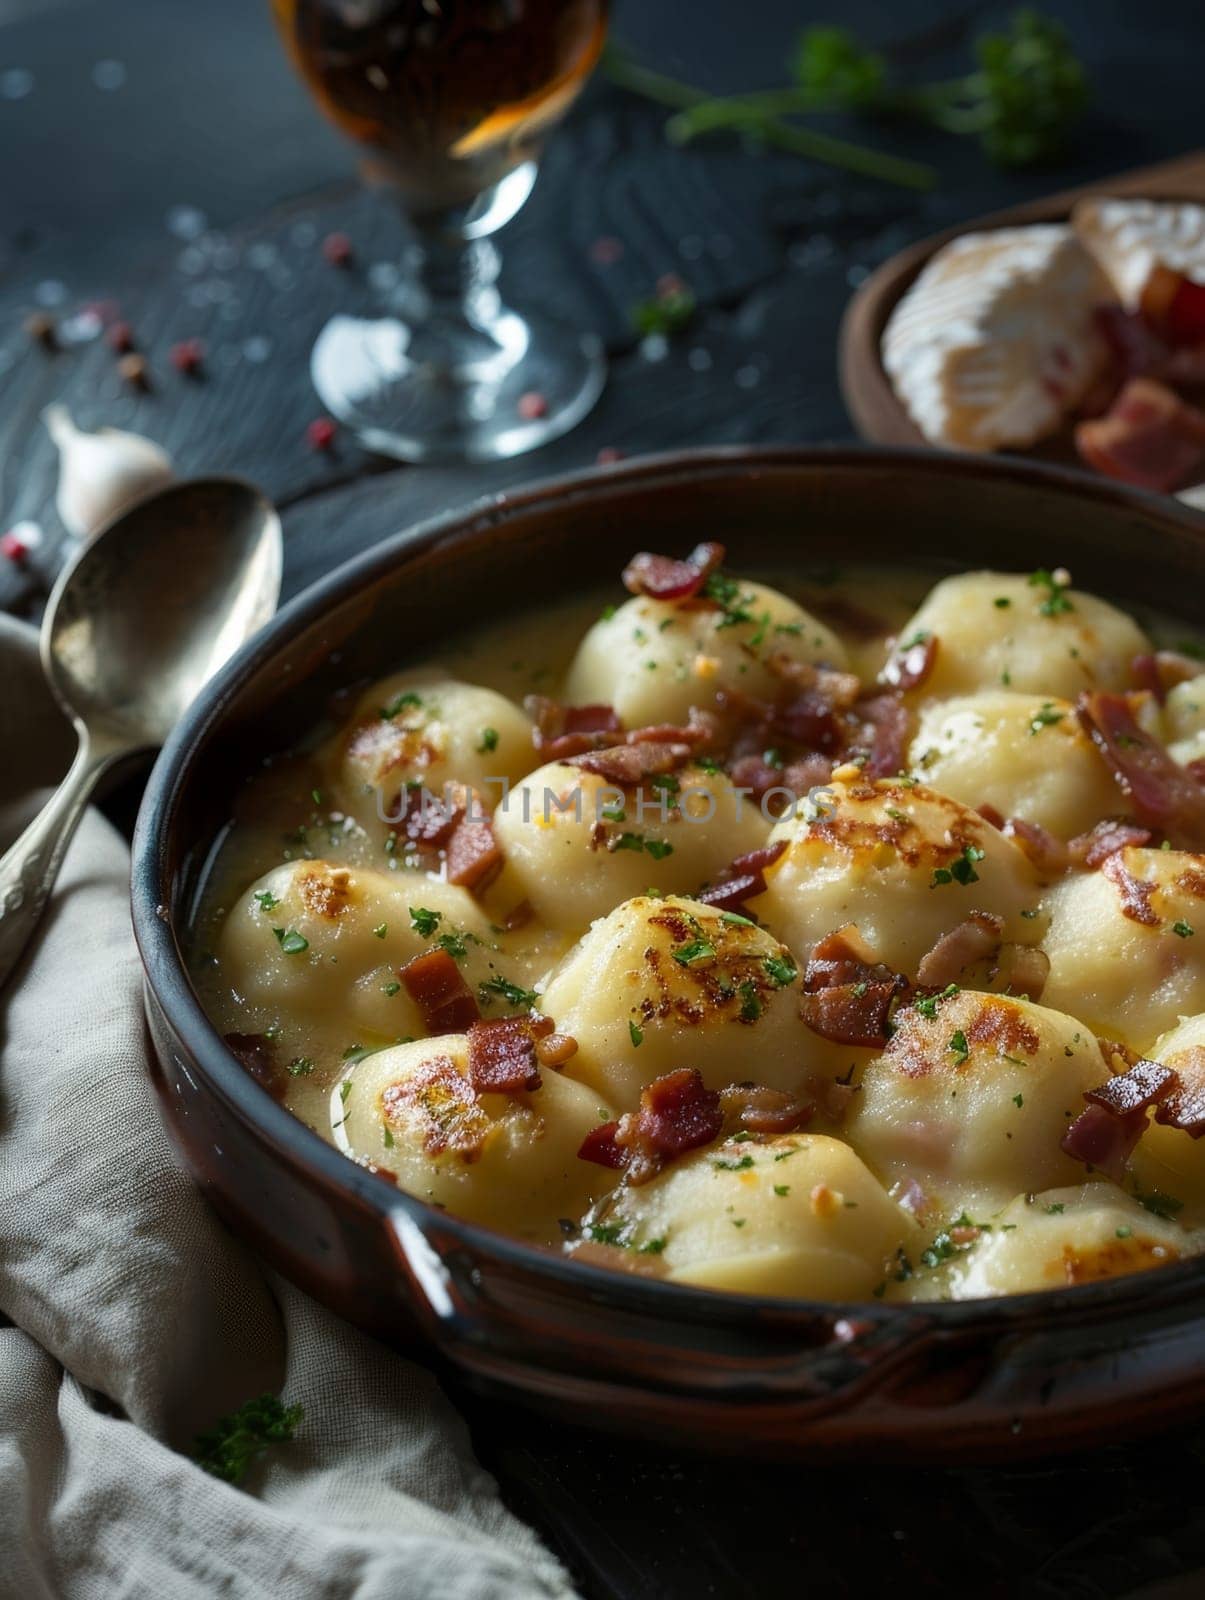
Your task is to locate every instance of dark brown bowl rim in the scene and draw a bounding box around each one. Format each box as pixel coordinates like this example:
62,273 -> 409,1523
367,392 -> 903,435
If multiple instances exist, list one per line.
131,442 -> 1205,1333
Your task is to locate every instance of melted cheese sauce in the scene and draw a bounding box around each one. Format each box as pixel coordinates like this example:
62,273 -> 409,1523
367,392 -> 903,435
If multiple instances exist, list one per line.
192,562 -> 1205,1301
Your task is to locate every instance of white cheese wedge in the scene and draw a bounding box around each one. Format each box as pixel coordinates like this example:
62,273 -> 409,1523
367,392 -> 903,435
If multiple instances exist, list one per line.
1074,197 -> 1205,309
882,224 -> 1111,451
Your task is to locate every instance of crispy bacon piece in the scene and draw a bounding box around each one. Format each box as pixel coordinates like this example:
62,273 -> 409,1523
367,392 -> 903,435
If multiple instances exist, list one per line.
1075,378 -> 1205,493
399,948 -> 481,1035
626,709 -> 718,750
991,943 -> 1050,1003
1078,690 -> 1205,849
800,925 -> 908,1048
578,1121 -> 625,1169
1154,1048 -> 1205,1137
977,803 -> 1006,830
696,838 -> 787,913
1069,817 -> 1154,869
1060,1103 -> 1150,1183
916,913 -> 1004,988
880,634 -> 938,693
526,697 -> 623,762
1101,850 -> 1160,925
1086,1056 -> 1175,1117
446,812 -> 502,891
224,1032 -> 284,1101
618,1069 -> 724,1184
719,1083 -> 813,1135
850,693 -> 910,779
621,541 -> 725,600
466,1016 -> 542,1095
569,740 -> 692,786
390,782 -> 502,892
1003,815 -> 1070,877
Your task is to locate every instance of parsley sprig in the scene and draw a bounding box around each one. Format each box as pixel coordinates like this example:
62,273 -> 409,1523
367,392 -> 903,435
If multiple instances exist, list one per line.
192,1394 -> 303,1485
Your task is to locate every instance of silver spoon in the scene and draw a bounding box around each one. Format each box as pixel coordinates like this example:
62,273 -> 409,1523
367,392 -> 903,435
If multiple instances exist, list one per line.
0,477 -> 282,989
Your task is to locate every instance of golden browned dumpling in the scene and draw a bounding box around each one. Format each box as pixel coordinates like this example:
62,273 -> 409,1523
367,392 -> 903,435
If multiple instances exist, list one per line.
563,579 -> 847,729
846,990 -> 1104,1211
896,571 -> 1149,702
332,1035 -> 617,1243
584,1132 -> 917,1299
747,772 -> 1047,977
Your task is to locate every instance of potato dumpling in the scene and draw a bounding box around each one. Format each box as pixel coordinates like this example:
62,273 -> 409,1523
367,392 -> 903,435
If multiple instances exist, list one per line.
939,1185 -> 1190,1298
540,895 -> 814,1110
747,773 -> 1047,978
324,672 -> 534,834
1130,1014 -> 1205,1213
491,760 -> 769,932
846,991 -> 1104,1210
585,1132 -> 917,1299
896,571 -> 1149,702
215,860 -> 499,1040
908,690 -> 1131,838
563,579 -> 847,730
332,1036 -> 616,1243
1041,847 -> 1205,1049
1165,673 -> 1205,767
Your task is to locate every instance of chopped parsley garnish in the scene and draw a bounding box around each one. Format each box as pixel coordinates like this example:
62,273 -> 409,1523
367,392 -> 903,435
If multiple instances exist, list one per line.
1116,1225 -> 1132,1239
1028,568 -> 1074,616
382,1126 -> 395,1148
382,981 -> 401,997
949,1029 -> 970,1066
931,844 -> 985,888
763,953 -> 798,987
994,597 -> 1011,609
435,930 -> 468,961
1012,1092 -> 1024,1107
721,910 -> 755,928
762,747 -> 784,770
672,938 -> 716,966
380,689 -> 423,719
1173,920 -> 1195,939
915,983 -> 959,1019
649,773 -> 680,796
644,838 -> 674,861
629,1020 -> 644,1047
738,981 -> 762,1021
773,1184 -> 790,1197
638,1237 -> 668,1255
601,804 -> 626,823
272,927 -> 309,955
713,1154 -> 755,1171
253,890 -> 280,912
703,570 -> 755,628
614,831 -> 674,861
1044,1202 -> 1065,1214
192,1394 -> 304,1485
586,1222 -> 627,1246
479,976 -> 539,1008
600,602 -> 617,622
372,922 -> 388,939
1028,702 -> 1065,734
1136,1190 -> 1183,1220
286,1057 -> 315,1077
409,906 -> 442,937
476,726 -> 499,754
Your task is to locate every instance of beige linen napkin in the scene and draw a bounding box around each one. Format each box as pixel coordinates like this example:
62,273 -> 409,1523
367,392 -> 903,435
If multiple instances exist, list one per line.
0,617 -> 577,1600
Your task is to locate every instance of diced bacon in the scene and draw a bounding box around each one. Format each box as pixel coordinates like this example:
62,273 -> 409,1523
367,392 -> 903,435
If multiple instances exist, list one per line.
399,949 -> 481,1035
805,923 -> 880,986
1075,378 -> 1205,493
578,1120 -> 625,1169
1155,650 -> 1205,692
615,1069 -> 724,1184
526,696 -> 622,761
1154,1048 -> 1205,1136
1068,817 -> 1153,869
991,943 -> 1050,1003
696,838 -> 787,912
1078,691 -> 1205,849
445,812 -> 502,891
1060,1102 -> 1149,1182
977,803 -> 1006,830
569,740 -> 692,786
1003,816 -> 1070,876
1085,1056 -> 1175,1117
850,693 -> 909,779
719,1083 -> 813,1135
799,981 -> 899,1048
915,913 -> 1003,988
621,542 -> 725,600
466,1016 -> 541,1094
880,633 -> 938,693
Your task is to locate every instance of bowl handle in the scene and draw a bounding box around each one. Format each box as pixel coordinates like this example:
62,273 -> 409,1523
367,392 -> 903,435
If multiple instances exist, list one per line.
389,1209 -> 939,1407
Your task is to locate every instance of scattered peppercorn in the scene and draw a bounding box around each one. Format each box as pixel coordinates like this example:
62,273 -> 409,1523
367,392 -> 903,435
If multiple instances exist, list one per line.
596,446 -> 624,465
306,416 -> 338,451
106,321 -> 136,353
117,352 -> 151,390
24,312 -> 57,350
170,337 -> 205,375
0,530 -> 31,565
321,231 -> 354,266
517,390 -> 548,420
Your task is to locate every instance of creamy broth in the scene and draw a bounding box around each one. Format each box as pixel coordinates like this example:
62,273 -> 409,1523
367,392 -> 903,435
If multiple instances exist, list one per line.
192,556 -> 1205,1299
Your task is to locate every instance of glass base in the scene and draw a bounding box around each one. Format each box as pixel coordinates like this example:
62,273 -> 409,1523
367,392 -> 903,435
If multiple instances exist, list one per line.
310,308 -> 606,465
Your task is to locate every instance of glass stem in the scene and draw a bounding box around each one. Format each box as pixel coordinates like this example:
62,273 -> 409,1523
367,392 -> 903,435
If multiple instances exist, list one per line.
404,224 -> 501,336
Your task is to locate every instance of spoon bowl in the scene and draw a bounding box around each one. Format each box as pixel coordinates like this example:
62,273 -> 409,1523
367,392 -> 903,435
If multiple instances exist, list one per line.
45,477 -> 282,747
0,475 -> 281,988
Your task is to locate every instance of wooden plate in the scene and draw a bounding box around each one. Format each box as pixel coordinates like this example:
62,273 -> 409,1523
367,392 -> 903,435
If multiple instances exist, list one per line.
839,149 -> 1205,459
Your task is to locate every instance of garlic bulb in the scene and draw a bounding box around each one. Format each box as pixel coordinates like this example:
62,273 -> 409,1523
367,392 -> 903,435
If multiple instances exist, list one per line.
43,403 -> 173,540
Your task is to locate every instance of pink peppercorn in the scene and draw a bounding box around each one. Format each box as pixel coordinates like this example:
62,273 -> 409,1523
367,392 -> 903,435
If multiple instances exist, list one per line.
1,530 -> 30,564
596,447 -> 624,465
107,321 -> 135,353
170,338 -> 205,375
306,417 -> 338,451
517,391 -> 548,420
322,232 -> 354,267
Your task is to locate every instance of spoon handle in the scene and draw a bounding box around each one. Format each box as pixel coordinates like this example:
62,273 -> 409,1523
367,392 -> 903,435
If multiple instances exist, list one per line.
0,736 -> 116,990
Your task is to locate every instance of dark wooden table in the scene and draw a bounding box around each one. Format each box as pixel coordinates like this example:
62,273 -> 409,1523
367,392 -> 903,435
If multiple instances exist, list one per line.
3,2 -> 1204,1593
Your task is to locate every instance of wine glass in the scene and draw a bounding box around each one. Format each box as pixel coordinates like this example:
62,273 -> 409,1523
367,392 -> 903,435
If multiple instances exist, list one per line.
270,0 -> 609,463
